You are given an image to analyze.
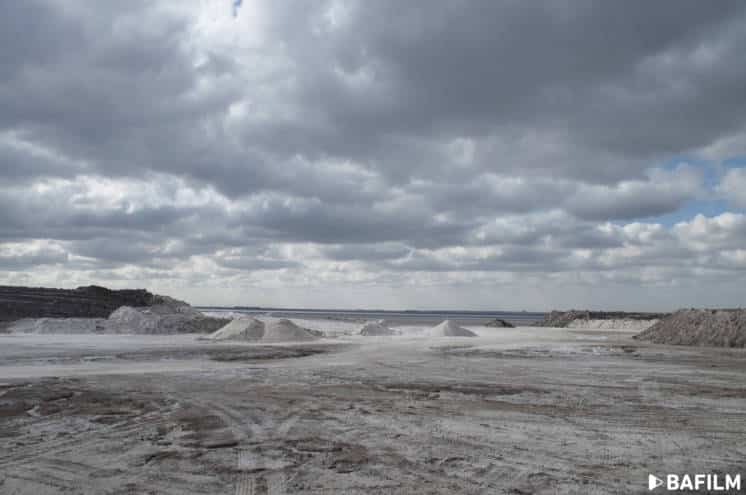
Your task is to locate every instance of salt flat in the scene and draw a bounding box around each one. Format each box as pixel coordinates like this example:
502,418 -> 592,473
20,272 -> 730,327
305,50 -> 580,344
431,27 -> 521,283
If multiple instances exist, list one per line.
1,323 -> 745,494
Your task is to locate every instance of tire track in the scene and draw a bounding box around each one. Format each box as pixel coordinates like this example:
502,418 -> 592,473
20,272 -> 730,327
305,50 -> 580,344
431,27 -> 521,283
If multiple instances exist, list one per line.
0,414 -> 169,468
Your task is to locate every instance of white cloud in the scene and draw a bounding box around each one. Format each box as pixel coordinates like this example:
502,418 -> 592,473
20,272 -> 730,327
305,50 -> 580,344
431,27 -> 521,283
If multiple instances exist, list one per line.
674,212 -> 746,251
718,167 -> 746,207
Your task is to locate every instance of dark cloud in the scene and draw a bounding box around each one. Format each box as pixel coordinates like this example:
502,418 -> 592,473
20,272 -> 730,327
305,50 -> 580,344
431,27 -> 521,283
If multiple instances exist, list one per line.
215,257 -> 301,271
322,243 -> 411,261
0,245 -> 69,271
379,246 -> 571,273
1,1 -> 746,307
255,0 -> 746,180
564,167 -> 702,221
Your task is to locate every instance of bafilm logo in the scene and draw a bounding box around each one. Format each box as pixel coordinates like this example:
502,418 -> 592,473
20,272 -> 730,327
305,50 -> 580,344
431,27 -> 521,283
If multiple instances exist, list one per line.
648,473 -> 741,492
649,475 -> 665,491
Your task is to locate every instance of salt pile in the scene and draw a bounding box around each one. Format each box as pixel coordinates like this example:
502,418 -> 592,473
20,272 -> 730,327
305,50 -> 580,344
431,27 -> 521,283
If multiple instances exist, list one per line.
534,310 -> 667,328
205,317 -> 322,342
206,317 -> 265,341
359,321 -> 398,336
261,319 -> 320,342
106,298 -> 228,334
8,304 -> 227,334
427,320 -> 477,337
635,309 -> 746,347
8,317 -> 106,334
568,319 -> 658,331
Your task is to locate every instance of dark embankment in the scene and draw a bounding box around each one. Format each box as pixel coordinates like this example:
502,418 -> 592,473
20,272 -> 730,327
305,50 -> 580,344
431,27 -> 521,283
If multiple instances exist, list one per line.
0,285 -> 165,323
485,318 -> 515,328
533,310 -> 669,327
635,308 -> 746,347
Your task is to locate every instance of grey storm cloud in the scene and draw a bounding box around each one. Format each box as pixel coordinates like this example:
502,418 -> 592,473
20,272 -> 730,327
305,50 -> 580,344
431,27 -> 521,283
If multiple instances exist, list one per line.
322,243 -> 411,262
254,0 -> 746,178
216,256 -> 301,271
0,246 -> 69,271
379,246 -> 572,273
2,0 -> 746,309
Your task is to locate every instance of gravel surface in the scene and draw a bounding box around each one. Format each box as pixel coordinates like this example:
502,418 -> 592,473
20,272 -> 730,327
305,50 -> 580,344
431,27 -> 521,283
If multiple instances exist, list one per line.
1,325 -> 744,494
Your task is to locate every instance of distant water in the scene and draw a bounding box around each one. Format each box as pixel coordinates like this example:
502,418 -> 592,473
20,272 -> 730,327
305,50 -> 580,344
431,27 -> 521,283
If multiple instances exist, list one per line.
198,307 -> 545,326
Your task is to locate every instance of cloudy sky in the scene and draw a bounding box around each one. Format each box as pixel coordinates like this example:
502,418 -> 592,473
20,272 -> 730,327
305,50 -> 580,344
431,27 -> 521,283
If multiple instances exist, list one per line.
2,1 -> 746,310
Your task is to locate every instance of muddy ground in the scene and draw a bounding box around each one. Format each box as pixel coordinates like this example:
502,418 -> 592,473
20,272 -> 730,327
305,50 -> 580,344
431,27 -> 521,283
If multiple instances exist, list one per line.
0,327 -> 744,494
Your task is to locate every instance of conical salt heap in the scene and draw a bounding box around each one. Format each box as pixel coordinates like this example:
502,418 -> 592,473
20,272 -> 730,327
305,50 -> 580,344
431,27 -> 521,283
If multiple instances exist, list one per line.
261,319 -> 320,342
207,317 -> 265,341
427,320 -> 477,337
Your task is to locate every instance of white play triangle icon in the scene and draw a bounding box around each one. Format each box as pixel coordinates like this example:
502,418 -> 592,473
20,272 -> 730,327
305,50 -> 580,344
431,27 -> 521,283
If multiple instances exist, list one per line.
649,474 -> 664,490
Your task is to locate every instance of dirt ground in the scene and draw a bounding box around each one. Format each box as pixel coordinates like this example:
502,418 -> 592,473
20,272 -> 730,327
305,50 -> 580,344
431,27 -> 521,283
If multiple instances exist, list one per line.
1,327 -> 745,494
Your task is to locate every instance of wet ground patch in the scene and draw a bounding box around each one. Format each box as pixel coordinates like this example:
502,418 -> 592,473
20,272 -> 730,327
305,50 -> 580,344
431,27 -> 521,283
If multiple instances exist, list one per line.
440,344 -> 643,360
0,379 -> 160,422
206,345 -> 331,362
378,381 -> 546,397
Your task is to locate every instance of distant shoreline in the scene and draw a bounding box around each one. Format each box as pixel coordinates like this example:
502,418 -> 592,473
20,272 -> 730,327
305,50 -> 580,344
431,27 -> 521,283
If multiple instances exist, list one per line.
196,306 -> 545,316
198,307 -> 545,326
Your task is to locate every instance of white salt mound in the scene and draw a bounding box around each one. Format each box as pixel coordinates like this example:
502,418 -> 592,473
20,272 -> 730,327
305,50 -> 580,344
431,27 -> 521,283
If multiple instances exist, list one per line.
567,318 -> 658,331
427,320 -> 477,337
107,301 -> 227,335
8,317 -> 106,334
261,319 -> 320,343
108,306 -> 158,332
6,297 -> 227,335
636,309 -> 746,347
197,310 -> 247,320
207,317 -> 266,341
359,321 -> 398,336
